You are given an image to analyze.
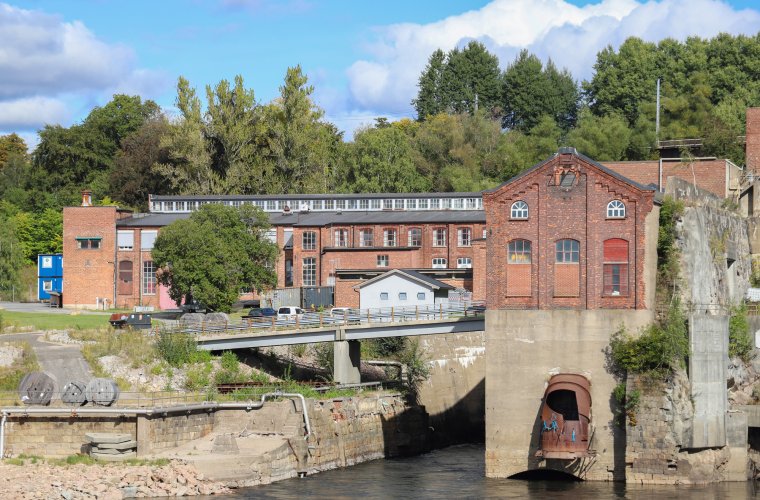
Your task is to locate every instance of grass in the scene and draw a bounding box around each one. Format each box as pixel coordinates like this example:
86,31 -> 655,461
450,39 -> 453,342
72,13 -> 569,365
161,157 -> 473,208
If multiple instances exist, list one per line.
5,454 -> 171,467
0,341 -> 40,391
0,310 -> 110,331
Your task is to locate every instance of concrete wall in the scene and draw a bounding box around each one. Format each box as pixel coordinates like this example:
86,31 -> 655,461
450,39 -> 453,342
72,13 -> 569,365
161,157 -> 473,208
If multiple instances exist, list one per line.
137,411 -> 215,455
485,309 -> 653,480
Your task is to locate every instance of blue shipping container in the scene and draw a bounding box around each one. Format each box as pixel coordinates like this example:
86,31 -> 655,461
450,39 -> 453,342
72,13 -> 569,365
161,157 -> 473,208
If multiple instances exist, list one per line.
38,277 -> 63,300
38,254 -> 63,300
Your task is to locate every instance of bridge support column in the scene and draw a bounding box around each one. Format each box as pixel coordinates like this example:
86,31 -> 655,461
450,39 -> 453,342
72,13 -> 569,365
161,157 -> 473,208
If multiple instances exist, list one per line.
333,340 -> 361,384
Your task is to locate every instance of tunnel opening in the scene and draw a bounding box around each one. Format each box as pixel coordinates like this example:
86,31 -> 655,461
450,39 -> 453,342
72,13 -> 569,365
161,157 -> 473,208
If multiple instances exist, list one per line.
508,469 -> 583,481
546,389 -> 579,420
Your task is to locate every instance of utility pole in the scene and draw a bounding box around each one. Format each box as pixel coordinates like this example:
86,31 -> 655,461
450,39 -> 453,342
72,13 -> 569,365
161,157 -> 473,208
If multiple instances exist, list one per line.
655,78 -> 661,146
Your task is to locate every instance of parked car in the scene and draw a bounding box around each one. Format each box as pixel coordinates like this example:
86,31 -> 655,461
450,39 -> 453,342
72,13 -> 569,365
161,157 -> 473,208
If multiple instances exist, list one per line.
277,306 -> 305,320
244,307 -> 277,318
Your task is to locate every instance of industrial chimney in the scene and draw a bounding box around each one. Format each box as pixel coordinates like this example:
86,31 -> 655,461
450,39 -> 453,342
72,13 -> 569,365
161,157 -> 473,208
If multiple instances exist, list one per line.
81,190 -> 93,207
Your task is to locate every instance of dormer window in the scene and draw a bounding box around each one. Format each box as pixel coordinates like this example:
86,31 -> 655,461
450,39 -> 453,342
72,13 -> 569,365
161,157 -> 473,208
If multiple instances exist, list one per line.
511,201 -> 529,219
607,200 -> 626,219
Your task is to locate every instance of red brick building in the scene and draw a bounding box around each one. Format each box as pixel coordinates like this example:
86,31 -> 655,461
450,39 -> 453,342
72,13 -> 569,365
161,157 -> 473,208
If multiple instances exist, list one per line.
481,148 -> 658,310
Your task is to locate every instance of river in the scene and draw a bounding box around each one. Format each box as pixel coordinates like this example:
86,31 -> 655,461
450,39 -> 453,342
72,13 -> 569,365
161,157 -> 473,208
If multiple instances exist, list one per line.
216,444 -> 757,499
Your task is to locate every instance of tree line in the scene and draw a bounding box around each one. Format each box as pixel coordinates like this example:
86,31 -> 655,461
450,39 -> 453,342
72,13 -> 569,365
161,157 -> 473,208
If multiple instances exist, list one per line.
0,33 -> 758,298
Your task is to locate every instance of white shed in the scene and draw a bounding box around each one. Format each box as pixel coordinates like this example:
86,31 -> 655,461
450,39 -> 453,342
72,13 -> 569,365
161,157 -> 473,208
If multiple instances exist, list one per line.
354,269 -> 453,310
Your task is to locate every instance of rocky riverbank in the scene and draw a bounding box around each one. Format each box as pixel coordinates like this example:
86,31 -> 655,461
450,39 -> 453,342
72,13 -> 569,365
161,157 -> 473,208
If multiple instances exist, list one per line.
0,460 -> 230,499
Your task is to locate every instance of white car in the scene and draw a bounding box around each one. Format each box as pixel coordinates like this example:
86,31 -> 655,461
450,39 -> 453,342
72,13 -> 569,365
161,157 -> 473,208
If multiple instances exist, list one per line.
277,306 -> 304,320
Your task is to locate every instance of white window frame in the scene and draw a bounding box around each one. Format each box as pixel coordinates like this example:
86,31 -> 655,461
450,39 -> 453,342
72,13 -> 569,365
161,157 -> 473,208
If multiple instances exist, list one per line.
383,229 -> 397,247
511,200 -> 529,219
607,200 -> 626,218
142,261 -> 157,295
457,257 -> 472,269
457,228 -> 471,247
303,257 -> 317,286
408,228 -> 422,247
432,258 -> 447,269
377,255 -> 389,267
433,228 -> 446,247
334,229 -> 349,247
302,231 -> 316,250
360,229 -> 374,247
117,230 -> 134,251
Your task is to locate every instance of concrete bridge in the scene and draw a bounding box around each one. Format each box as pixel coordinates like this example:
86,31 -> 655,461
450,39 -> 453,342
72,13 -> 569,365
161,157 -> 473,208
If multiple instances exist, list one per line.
195,316 -> 484,384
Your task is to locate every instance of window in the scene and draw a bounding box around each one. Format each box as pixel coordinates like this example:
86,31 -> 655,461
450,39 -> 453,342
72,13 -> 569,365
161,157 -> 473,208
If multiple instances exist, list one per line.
408,228 -> 422,247
266,200 -> 276,211
430,199 -> 440,210
452,198 -> 464,209
603,239 -> 629,296
377,255 -> 389,267
336,200 -> 346,210
433,228 -> 446,247
399,292 -> 407,301
360,199 -> 370,210
560,171 -> 577,187
432,258 -> 447,269
406,199 -> 417,210
555,239 -> 580,297
347,199 -> 357,210
556,239 -> 580,263
118,260 -> 133,295
264,229 -> 277,244
380,292 -> 389,301
417,292 -> 426,300
41,256 -> 53,268
76,237 -> 101,250
371,199 -> 381,209
607,200 -> 626,218
458,228 -> 471,247
457,257 -> 472,269
394,199 -> 404,210
302,257 -> 316,286
143,261 -> 156,295
302,231 -> 317,250
483,229 -> 488,239
141,231 -> 157,250
383,229 -> 397,247
360,229 -> 374,247
334,229 -> 348,247
324,199 -> 334,210
511,201 -> 529,219
42,280 -> 53,292
507,240 -> 532,297
418,199 -> 429,210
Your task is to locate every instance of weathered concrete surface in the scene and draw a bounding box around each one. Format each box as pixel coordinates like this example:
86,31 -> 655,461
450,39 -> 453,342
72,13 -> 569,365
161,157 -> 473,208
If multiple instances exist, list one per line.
689,314 -> 728,448
726,411 -> 749,481
333,340 -> 361,384
416,331 -> 485,446
485,309 -> 653,480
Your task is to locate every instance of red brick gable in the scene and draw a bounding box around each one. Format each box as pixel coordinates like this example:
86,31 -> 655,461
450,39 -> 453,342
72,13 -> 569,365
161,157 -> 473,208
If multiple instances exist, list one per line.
483,149 -> 655,310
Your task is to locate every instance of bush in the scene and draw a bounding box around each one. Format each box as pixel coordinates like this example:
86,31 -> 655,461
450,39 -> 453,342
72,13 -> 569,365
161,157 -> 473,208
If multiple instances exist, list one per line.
213,351 -> 244,385
729,304 -> 754,363
657,197 -> 684,298
609,301 -> 688,375
155,331 -> 199,367
369,337 -> 407,357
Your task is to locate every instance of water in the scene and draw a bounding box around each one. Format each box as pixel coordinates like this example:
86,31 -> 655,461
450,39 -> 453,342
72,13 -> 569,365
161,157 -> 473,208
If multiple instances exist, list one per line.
219,444 -> 756,499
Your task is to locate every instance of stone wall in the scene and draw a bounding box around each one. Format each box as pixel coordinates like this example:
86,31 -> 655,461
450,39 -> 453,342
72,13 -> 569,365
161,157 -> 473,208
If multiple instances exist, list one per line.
137,411 -> 215,455
4,416 -> 137,457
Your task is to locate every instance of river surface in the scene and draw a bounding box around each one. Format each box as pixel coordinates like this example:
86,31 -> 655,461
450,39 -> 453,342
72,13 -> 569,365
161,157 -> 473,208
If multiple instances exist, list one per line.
219,444 -> 756,499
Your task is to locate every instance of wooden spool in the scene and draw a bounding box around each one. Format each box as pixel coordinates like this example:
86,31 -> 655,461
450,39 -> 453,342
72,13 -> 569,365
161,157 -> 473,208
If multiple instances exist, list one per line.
18,372 -> 56,406
61,381 -> 88,405
85,378 -> 120,406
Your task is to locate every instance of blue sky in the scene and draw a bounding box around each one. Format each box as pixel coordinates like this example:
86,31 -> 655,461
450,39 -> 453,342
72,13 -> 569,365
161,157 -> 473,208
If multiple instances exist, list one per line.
2,0 -> 759,146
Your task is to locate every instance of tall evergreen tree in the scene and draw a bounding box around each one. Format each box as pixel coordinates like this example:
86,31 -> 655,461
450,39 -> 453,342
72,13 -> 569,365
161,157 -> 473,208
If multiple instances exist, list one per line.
412,49 -> 446,120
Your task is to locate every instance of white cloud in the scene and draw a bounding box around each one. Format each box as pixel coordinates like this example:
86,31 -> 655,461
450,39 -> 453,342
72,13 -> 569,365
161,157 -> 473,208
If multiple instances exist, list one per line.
0,3 -> 167,135
343,0 -> 760,118
0,96 -> 69,129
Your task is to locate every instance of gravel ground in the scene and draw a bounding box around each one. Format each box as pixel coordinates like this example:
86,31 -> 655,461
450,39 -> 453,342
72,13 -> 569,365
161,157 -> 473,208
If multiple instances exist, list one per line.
0,344 -> 22,367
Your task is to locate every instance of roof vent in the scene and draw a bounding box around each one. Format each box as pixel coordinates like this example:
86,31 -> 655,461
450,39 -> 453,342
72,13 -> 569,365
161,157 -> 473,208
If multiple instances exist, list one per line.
282,205 -> 292,215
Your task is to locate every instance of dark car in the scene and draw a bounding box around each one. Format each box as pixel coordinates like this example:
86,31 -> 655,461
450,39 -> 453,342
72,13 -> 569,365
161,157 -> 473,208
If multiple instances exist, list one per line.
244,307 -> 277,318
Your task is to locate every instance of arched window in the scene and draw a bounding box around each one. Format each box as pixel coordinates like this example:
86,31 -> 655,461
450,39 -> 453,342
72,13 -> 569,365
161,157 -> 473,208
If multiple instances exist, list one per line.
603,239 -> 629,296
607,200 -> 625,218
554,239 -> 580,297
507,239 -> 532,297
511,200 -> 529,219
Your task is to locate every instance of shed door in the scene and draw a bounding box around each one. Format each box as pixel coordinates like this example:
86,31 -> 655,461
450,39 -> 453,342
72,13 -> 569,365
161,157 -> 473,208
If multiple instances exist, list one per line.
118,260 -> 133,295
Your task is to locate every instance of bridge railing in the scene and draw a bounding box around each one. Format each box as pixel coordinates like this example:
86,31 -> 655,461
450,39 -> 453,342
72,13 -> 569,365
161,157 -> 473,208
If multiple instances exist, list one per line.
162,301 -> 485,336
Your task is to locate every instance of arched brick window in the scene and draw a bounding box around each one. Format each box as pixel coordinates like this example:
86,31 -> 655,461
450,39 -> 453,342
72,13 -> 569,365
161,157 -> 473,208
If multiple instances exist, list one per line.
607,200 -> 626,218
511,200 -> 529,219
118,260 -> 133,296
507,239 -> 532,297
554,239 -> 579,297
603,238 -> 629,296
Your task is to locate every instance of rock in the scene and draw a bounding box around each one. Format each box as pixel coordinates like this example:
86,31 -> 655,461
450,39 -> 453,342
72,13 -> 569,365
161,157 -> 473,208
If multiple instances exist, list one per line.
120,486 -> 138,498
85,433 -> 132,444
204,312 -> 230,325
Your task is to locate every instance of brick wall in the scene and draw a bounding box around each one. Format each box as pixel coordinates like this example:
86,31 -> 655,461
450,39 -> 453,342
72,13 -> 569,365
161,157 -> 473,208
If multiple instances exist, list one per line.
63,206 -> 118,309
138,411 -> 215,454
747,107 -> 760,174
602,159 -> 729,198
484,152 -> 654,310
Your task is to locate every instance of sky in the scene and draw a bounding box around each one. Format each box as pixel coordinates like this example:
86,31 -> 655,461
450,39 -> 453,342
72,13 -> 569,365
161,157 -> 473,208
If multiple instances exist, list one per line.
1,0 -> 760,148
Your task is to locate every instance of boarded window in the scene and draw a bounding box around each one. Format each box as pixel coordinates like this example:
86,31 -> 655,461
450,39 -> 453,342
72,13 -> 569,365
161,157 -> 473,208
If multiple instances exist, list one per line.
507,240 -> 531,297
554,239 -> 579,297
118,260 -> 133,295
603,239 -> 629,296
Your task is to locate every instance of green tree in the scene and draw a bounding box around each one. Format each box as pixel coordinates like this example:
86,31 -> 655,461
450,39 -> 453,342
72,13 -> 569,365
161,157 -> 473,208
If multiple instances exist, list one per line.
0,133 -> 28,168
496,116 -> 562,181
0,215 -> 23,300
440,41 -> 503,115
151,204 -> 277,313
412,49 -> 447,120
12,209 -> 63,263
565,109 -> 632,161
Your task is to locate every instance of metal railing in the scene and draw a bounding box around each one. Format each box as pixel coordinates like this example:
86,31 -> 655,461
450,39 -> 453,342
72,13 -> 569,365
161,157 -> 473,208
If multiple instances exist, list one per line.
163,301 -> 486,336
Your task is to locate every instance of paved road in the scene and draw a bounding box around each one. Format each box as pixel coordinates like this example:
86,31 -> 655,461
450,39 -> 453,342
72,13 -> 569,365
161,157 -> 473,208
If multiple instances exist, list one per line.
0,301 -> 110,315
0,332 -> 92,388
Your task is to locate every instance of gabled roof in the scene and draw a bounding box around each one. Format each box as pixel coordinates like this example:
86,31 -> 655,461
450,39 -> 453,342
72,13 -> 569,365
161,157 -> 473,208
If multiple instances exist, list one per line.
483,147 -> 656,195
353,269 -> 454,291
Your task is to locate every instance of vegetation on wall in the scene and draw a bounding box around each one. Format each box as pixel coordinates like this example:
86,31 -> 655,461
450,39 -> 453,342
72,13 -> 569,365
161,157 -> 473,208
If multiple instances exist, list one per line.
656,197 -> 685,303
728,303 -> 754,363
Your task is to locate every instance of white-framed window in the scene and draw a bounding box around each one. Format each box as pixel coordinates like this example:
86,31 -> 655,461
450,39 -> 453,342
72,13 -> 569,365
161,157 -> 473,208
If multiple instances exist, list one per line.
141,231 -> 157,250
607,200 -> 626,218
383,229 -> 397,247
377,255 -> 389,267
303,257 -> 316,286
452,198 -> 464,209
360,199 -> 370,210
347,199 -> 357,210
76,237 -> 101,250
266,200 -> 276,211
371,199 -> 381,209
324,199 -> 334,210
380,292 -> 389,301
483,229 -> 488,239
417,292 -> 426,300
432,258 -> 447,269
142,261 -> 157,295
360,229 -> 374,247
457,257 -> 472,269
42,280 -> 53,292
408,228 -> 422,247
511,200 -> 529,219
302,231 -> 317,250
336,199 -> 346,210
430,199 -> 440,210
117,230 -> 134,251
334,229 -> 349,247
399,292 -> 407,301
419,199 -> 429,210
394,199 -> 404,210
433,228 -> 446,247
405,199 -> 417,210
457,228 -> 471,247
265,229 -> 277,244
41,256 -> 53,268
